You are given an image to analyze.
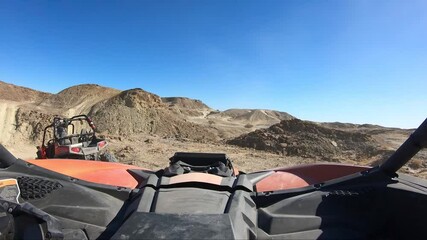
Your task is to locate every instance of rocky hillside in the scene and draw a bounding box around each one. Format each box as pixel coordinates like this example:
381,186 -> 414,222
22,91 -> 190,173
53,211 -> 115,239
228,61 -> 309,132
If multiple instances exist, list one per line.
89,89 -> 218,141
0,81 -> 52,103
227,118 -> 386,162
162,97 -> 212,117
1,80 -> 425,177
0,81 -> 292,145
162,97 -> 211,110
38,84 -> 121,115
0,83 -> 122,144
210,109 -> 294,125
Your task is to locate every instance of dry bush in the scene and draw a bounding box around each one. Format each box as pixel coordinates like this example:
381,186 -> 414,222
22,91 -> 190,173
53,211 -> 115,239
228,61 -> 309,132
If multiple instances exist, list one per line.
409,159 -> 423,170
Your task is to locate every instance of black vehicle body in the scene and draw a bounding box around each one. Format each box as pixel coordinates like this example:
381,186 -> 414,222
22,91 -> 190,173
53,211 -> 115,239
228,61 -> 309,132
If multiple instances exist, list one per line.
0,118 -> 426,239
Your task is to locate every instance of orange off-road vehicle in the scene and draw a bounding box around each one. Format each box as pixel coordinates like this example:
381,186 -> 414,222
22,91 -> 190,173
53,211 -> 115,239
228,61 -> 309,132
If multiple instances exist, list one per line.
0,118 -> 426,239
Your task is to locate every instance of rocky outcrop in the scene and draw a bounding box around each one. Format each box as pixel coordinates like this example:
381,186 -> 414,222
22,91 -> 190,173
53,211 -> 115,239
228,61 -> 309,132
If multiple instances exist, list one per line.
227,119 -> 381,162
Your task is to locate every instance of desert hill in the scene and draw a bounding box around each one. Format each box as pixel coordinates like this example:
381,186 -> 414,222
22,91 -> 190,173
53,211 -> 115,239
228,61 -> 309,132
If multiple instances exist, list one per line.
227,118 -> 427,175
162,97 -> 212,118
0,80 -> 425,177
89,89 -> 218,141
162,97 -> 211,110
209,109 -> 294,126
0,80 -> 52,103
227,119 -> 382,161
0,80 -> 292,149
38,84 -> 121,115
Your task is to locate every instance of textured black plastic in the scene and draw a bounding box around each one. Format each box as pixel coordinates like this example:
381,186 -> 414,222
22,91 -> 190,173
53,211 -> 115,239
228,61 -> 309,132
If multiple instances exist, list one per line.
0,144 -> 17,168
112,213 -> 235,239
1,147 -> 427,239
17,176 -> 63,200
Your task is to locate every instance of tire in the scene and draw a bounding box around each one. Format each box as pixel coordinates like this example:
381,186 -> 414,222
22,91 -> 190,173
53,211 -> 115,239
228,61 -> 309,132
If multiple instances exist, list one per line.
100,152 -> 118,162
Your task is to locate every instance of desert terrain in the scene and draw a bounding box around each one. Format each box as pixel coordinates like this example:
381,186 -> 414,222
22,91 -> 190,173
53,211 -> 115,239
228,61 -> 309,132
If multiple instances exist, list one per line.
0,80 -> 425,177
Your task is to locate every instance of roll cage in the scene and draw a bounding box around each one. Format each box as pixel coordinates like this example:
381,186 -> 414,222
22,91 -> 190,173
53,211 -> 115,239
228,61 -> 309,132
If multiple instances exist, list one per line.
41,115 -> 97,148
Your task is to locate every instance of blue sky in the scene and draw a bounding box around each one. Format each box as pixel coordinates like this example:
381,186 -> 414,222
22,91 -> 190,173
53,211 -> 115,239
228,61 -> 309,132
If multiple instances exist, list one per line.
1,0 -> 426,128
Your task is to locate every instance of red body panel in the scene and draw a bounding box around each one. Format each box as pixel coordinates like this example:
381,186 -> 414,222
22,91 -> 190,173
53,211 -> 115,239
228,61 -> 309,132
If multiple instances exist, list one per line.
256,164 -> 370,192
26,160 -> 369,192
26,159 -> 147,189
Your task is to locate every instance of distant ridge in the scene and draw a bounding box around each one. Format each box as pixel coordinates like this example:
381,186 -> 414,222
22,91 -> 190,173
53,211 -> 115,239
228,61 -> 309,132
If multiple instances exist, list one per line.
214,109 -> 294,124
162,97 -> 211,110
0,80 -> 52,103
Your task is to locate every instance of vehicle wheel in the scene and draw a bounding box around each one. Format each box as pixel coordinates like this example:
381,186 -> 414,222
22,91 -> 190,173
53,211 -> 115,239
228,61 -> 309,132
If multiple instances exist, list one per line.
100,152 -> 118,162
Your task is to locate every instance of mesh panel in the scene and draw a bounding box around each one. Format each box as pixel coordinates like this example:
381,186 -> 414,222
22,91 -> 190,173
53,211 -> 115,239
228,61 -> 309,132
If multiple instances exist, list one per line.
17,176 -> 63,200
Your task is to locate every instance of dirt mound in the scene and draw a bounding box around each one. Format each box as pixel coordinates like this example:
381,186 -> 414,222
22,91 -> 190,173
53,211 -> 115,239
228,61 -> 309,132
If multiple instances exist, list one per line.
227,118 -> 381,161
89,89 -> 218,141
0,81 -> 52,103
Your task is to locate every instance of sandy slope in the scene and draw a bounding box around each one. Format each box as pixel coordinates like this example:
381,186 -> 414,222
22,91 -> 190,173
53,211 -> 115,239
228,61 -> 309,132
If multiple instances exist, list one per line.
0,101 -> 38,159
0,101 -> 19,144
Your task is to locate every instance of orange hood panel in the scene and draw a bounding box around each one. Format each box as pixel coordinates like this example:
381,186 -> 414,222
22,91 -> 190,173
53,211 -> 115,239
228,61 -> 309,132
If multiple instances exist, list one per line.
256,164 -> 370,192
26,159 -> 147,189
